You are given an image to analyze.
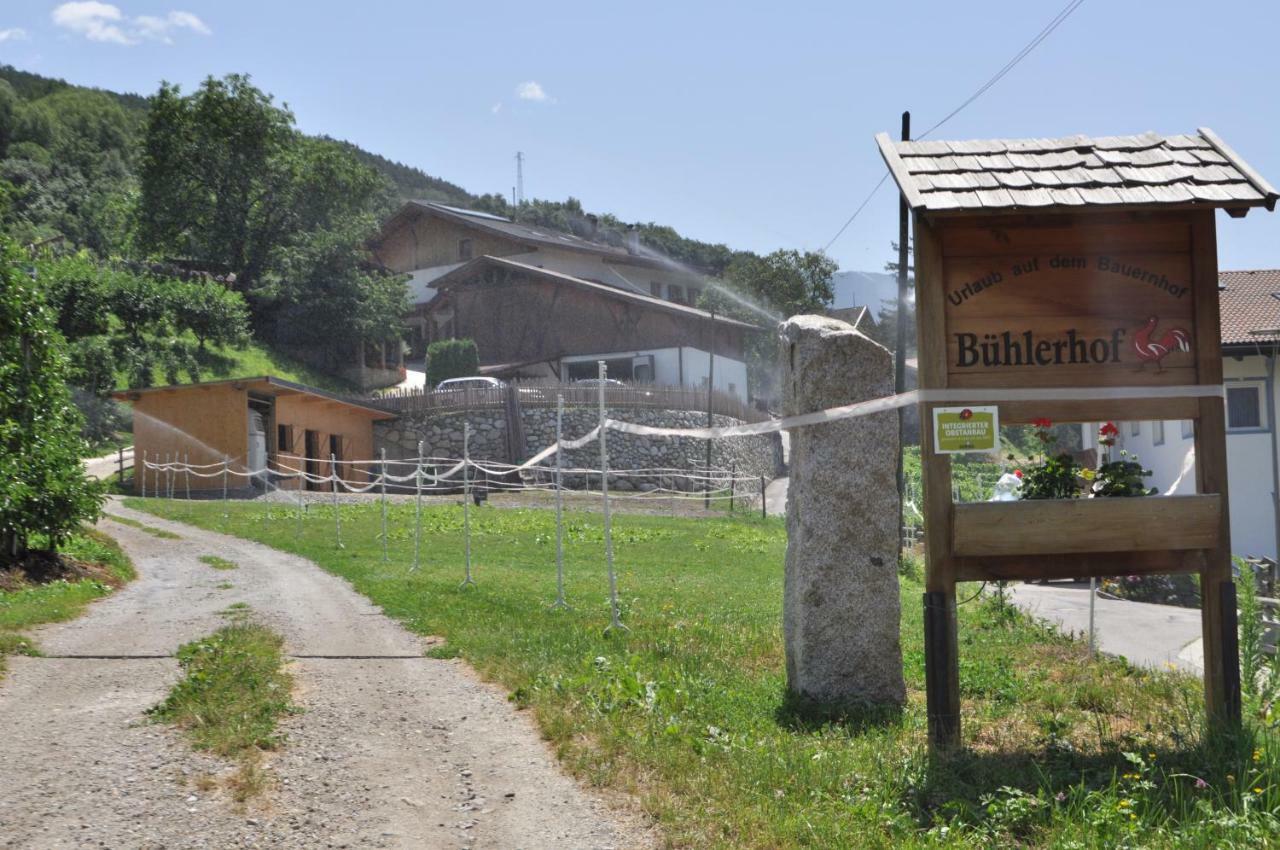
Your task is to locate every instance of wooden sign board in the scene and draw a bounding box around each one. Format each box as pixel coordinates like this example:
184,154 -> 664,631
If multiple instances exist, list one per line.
942,219 -> 1197,389
914,209 -> 1239,749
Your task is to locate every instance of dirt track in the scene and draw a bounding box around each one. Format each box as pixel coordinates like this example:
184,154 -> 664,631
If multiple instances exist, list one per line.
0,499 -> 646,849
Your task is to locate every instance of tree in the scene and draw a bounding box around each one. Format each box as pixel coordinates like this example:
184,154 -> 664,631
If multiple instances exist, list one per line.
719,249 -> 837,318
174,279 -> 250,352
866,239 -> 916,355
137,75 -> 296,293
699,249 -> 837,400
266,221 -> 408,369
0,225 -> 103,561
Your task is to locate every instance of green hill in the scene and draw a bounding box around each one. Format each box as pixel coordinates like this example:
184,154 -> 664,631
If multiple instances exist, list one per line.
0,64 -> 740,274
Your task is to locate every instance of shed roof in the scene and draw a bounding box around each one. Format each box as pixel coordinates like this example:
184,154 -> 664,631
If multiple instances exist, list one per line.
878,128 -> 1278,216
113,376 -> 396,418
1219,269 -> 1280,347
431,255 -> 763,331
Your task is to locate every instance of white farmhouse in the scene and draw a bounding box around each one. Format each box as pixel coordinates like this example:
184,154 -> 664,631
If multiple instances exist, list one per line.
1116,269 -> 1280,558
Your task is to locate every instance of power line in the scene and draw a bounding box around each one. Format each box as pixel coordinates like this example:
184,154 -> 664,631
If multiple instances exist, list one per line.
916,0 -> 1085,141
822,173 -> 889,253
822,0 -> 1087,252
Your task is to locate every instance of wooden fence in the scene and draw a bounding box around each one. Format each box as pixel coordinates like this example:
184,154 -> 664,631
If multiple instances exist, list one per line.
369,381 -> 770,423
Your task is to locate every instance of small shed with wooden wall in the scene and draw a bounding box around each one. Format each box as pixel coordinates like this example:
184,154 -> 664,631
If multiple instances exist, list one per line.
879,128 -> 1277,749
114,376 -> 394,493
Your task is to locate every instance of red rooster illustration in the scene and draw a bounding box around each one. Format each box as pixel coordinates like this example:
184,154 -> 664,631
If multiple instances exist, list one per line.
1133,316 -> 1191,371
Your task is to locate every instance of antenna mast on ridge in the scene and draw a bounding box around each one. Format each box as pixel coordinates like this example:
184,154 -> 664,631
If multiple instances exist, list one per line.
515,151 -> 525,206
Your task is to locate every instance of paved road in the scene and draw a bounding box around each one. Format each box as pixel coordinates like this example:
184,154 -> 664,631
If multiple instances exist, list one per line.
764,476 -> 788,516
1008,582 -> 1204,672
0,499 -> 646,849
84,446 -> 131,480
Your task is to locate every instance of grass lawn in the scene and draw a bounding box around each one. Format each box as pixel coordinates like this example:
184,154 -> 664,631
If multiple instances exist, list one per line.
130,497 -> 1279,848
0,529 -> 136,675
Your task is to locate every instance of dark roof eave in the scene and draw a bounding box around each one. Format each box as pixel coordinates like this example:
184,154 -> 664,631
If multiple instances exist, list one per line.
112,375 -> 396,418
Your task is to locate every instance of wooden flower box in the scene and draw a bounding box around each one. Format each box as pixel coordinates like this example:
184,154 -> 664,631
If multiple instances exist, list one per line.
952,494 -> 1222,558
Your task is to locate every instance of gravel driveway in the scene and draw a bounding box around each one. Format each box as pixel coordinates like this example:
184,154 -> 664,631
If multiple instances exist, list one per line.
0,499 -> 647,849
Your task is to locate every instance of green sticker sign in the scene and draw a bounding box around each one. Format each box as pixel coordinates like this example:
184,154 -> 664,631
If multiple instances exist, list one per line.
932,406 -> 999,455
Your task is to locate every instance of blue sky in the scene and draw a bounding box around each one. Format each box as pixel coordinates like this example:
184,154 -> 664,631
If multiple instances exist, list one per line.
2,1 -> 1277,272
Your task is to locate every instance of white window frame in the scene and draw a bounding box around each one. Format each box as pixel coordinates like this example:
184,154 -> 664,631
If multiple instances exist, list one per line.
1226,380 -> 1268,433
1152,420 -> 1165,446
1130,420 -> 1140,437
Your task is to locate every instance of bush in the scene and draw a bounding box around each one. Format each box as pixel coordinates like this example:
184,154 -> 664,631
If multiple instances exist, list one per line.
0,233 -> 105,560
1101,573 -> 1200,608
426,338 -> 480,387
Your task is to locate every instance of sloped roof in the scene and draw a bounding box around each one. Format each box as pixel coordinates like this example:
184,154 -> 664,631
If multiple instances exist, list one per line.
878,128 -> 1277,216
1219,269 -> 1280,346
413,201 -> 638,258
431,255 -> 762,331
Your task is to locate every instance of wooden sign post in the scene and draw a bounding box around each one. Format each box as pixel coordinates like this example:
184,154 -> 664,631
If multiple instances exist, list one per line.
878,129 -> 1278,750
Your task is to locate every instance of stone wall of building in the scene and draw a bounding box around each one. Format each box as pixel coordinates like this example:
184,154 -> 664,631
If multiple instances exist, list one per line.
374,405 -> 782,492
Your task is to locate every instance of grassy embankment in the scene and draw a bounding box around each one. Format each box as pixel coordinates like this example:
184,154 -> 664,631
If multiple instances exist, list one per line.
112,338 -> 356,394
0,529 -> 136,675
131,497 -> 1279,848
150,608 -> 293,801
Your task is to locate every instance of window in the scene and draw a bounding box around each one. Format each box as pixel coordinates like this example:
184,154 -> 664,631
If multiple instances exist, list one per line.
1181,419 -> 1194,440
1227,384 -> 1264,430
1130,421 -> 1140,437
458,238 -> 473,260
1152,420 -> 1165,446
687,287 -> 702,305
650,281 -> 663,298
667,284 -> 684,304
277,424 -> 292,453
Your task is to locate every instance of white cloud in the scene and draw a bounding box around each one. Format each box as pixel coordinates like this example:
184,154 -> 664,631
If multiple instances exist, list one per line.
491,102 -> 502,114
51,3 -> 210,45
515,81 -> 552,103
53,2 -> 132,44
0,28 -> 29,43
135,10 -> 210,42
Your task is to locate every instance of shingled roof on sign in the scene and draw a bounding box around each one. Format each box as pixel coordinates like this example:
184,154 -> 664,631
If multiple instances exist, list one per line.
877,128 -> 1278,216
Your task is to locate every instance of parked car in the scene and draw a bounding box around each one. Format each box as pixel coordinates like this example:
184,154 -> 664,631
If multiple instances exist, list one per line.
573,378 -> 626,387
433,376 -> 506,393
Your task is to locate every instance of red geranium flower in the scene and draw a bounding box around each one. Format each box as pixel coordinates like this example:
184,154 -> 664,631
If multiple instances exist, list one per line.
1100,422 -> 1119,437
1032,417 -> 1053,429
1014,469 -> 1023,478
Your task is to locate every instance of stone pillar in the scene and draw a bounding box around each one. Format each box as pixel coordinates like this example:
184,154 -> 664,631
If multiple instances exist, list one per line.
781,315 -> 905,707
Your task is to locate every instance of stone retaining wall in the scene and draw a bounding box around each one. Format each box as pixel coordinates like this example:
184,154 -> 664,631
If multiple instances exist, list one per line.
375,405 -> 782,492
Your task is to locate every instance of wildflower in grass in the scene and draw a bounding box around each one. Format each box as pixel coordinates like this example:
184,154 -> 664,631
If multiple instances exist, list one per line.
1195,778 -> 1208,790
1055,791 -> 1067,803
1255,749 -> 1263,762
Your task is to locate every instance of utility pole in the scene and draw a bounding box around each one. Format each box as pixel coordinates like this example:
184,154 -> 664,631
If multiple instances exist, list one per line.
705,310 -> 716,509
895,111 -> 911,555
